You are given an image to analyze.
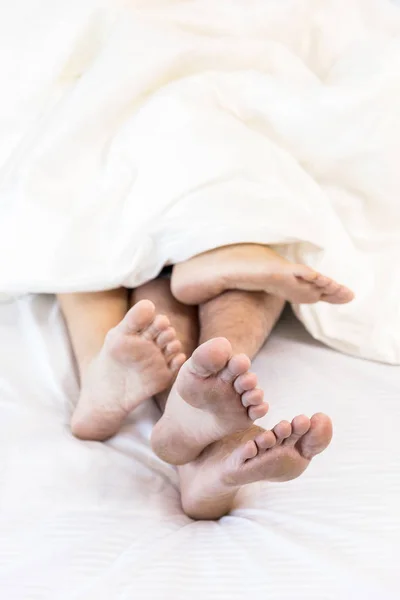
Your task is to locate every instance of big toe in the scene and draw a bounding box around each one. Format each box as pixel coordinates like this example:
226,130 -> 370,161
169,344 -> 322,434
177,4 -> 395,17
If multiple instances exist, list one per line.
188,337 -> 233,378
298,413 -> 333,460
122,300 -> 156,333
322,285 -> 354,304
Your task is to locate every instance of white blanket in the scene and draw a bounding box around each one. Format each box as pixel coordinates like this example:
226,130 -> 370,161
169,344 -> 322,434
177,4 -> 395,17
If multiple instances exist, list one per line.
1,0 -> 400,364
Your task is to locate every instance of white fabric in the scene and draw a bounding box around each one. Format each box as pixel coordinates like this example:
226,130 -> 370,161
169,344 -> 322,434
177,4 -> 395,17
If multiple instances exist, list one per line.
0,295 -> 399,599
1,0 -> 400,365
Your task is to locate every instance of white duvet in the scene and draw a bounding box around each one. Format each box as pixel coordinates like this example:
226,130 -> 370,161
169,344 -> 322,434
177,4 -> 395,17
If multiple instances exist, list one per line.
1,0 -> 400,364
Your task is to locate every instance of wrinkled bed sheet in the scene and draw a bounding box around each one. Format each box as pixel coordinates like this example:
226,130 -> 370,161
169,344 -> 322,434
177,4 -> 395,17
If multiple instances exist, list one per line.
0,295 -> 398,599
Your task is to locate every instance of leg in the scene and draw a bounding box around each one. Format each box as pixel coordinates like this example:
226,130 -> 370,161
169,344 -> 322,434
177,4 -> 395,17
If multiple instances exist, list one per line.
59,289 -> 128,375
59,290 -> 184,441
171,243 -> 354,305
198,290 -> 285,357
151,291 -> 284,464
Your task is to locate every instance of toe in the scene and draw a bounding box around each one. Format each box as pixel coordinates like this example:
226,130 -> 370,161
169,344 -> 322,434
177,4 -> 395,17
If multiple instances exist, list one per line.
273,420 -> 292,444
188,337 -> 233,378
156,327 -> 177,348
123,300 -> 155,333
320,280 -> 340,296
234,440 -> 259,464
142,314 -> 170,340
293,267 -> 337,302
254,430 -> 276,450
338,286 -> 354,302
169,352 -> 186,372
233,371 -> 258,394
292,264 -> 319,282
299,413 -> 333,460
241,388 -> 264,408
313,274 -> 332,288
283,415 -> 310,446
290,280 -> 322,303
324,285 -> 354,304
219,353 -> 251,383
248,402 -> 269,421
164,339 -> 182,357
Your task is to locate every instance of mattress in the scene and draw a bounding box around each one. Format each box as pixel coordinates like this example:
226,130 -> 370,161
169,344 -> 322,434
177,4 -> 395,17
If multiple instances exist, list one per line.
0,294 -> 399,599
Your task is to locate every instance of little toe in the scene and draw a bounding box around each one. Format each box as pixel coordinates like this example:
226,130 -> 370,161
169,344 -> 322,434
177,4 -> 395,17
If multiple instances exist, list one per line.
248,402 -> 269,421
334,285 -> 354,302
142,314 -> 170,340
189,337 -> 233,378
283,414 -> 310,446
241,388 -> 264,408
169,352 -> 186,372
156,327 -> 177,349
299,413 -> 333,460
273,420 -> 292,444
254,430 -> 276,451
233,371 -> 258,394
219,353 -> 252,383
321,283 -> 354,304
123,300 -> 156,333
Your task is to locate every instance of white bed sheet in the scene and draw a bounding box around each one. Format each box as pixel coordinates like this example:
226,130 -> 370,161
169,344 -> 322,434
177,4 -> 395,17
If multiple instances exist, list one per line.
0,294 -> 399,599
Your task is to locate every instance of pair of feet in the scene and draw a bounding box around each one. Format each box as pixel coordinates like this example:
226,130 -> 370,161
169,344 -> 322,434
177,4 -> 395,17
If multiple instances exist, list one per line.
72,299 -> 332,518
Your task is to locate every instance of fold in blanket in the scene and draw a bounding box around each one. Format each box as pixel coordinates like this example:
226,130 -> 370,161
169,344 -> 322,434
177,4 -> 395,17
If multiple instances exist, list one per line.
1,0 -> 400,363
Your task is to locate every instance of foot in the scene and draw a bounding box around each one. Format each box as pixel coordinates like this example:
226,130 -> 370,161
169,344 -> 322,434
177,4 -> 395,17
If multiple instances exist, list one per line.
71,300 -> 186,441
171,244 -> 354,305
179,413 -> 332,520
151,337 -> 269,465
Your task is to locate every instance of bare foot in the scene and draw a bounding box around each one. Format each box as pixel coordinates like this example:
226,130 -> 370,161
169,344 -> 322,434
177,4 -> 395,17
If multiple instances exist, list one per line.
179,413 -> 333,520
71,300 -> 186,441
171,244 -> 354,305
151,337 -> 269,465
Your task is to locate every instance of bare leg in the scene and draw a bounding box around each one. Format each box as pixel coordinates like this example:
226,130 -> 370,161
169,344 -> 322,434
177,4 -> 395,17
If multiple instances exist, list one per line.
151,292 -> 284,464
59,289 -> 128,376
199,290 -> 285,357
59,290 -> 184,440
171,243 -> 354,305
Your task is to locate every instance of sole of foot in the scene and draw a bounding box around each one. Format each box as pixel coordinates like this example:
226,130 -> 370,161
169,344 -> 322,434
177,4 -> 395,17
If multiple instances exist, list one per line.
151,337 -> 269,465
71,299 -> 186,441
171,244 -> 354,305
179,413 -> 333,520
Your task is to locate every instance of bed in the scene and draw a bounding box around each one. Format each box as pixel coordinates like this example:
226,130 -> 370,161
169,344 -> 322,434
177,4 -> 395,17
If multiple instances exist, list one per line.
0,294 -> 399,599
